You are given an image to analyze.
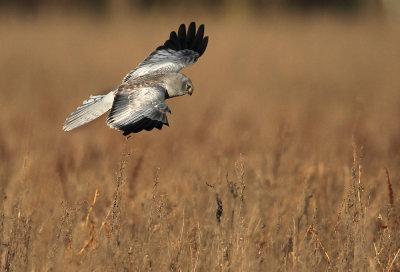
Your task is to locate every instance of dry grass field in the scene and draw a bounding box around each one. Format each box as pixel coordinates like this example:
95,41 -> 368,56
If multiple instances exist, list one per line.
1,10 -> 400,271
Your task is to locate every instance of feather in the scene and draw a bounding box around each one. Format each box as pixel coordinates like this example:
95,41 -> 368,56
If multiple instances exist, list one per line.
123,22 -> 208,82
63,90 -> 115,131
106,86 -> 170,136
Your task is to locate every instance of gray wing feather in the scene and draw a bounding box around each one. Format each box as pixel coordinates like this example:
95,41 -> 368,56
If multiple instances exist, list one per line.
63,90 -> 115,131
122,22 -> 208,82
106,86 -> 171,136
122,49 -> 199,81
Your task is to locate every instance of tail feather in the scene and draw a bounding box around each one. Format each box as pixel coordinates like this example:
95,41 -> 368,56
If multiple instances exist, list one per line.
63,90 -> 115,131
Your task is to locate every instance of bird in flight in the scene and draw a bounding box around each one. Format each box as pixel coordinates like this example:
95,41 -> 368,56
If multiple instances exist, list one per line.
63,22 -> 208,136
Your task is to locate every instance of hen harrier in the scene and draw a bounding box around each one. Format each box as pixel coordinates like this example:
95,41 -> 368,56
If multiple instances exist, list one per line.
63,22 -> 208,136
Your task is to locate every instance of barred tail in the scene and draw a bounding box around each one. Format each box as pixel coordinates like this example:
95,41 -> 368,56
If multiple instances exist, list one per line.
63,90 -> 115,131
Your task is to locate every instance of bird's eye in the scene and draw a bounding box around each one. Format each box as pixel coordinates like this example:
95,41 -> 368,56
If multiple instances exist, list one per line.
186,84 -> 191,91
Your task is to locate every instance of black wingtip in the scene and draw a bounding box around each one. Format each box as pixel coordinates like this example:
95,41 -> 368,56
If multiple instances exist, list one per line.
198,36 -> 208,57
121,118 -> 164,136
157,22 -> 208,56
178,24 -> 187,42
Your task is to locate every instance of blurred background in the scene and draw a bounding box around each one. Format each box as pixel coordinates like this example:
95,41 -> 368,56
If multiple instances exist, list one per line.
0,0 -> 397,14
1,0 -> 400,271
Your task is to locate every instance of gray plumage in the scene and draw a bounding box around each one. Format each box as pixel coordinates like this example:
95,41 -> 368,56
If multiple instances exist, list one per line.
63,22 -> 208,136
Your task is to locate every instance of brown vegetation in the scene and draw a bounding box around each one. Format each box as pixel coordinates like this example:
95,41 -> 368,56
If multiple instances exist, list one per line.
1,12 -> 400,271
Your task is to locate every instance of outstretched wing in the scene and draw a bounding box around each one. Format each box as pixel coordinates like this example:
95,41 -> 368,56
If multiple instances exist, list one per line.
122,22 -> 208,82
106,85 -> 171,136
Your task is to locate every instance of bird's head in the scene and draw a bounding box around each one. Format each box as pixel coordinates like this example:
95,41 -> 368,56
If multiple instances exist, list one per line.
165,73 -> 194,98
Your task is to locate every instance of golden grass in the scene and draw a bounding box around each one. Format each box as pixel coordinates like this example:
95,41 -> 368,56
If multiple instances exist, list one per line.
1,11 -> 400,271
